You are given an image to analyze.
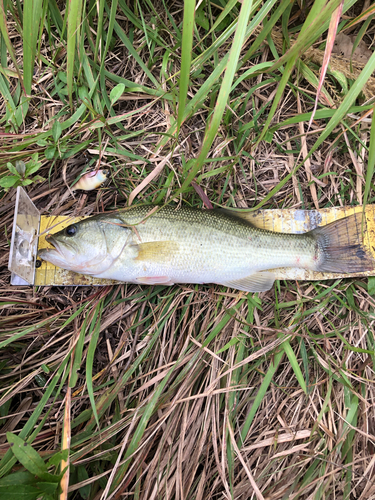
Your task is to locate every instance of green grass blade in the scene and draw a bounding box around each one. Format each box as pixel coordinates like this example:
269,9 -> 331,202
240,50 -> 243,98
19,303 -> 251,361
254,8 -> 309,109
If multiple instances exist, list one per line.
282,340 -> 307,394
93,0 -> 105,62
70,315 -> 88,388
343,1 -> 375,29
112,16 -> 159,88
0,0 -> 25,91
177,0 -> 196,132
22,0 -> 44,95
0,73 -> 16,111
66,0 -> 83,109
241,0 -> 292,64
81,51 -> 102,114
100,0 -> 118,72
85,301 -> 103,428
239,350 -> 284,445
363,104 -> 375,209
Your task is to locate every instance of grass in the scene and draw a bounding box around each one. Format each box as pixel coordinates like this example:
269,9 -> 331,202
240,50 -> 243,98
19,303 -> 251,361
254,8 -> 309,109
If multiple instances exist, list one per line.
1,0 -> 375,498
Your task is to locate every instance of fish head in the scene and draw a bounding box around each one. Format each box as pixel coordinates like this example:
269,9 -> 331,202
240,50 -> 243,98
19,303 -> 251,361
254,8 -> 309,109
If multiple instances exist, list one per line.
39,216 -> 130,275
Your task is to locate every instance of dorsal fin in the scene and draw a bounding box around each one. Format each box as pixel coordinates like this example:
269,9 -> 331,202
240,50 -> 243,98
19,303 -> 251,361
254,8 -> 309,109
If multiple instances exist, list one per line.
214,208 -> 255,224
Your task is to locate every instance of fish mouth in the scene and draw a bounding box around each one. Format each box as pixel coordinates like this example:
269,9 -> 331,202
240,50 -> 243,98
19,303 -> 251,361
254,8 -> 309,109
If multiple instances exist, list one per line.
38,235 -> 73,265
45,234 -> 60,252
43,235 -> 66,258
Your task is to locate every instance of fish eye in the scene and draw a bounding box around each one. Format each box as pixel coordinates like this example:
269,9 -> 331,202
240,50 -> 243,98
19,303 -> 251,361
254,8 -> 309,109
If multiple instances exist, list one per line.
65,225 -> 77,237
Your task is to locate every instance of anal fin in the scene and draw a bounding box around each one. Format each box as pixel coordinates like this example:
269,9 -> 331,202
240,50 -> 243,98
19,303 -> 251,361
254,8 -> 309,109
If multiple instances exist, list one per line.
218,271 -> 275,292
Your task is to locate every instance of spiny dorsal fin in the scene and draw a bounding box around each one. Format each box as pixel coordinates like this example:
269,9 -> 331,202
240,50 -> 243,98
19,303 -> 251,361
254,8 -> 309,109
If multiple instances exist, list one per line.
214,208 -> 255,224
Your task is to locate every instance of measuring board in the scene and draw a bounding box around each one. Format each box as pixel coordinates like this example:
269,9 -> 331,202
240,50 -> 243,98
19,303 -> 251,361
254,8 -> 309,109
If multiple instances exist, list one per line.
8,187 -> 375,286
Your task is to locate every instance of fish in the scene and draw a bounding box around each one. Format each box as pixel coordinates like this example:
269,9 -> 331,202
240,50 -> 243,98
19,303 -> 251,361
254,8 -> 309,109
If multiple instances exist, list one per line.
38,206 -> 374,292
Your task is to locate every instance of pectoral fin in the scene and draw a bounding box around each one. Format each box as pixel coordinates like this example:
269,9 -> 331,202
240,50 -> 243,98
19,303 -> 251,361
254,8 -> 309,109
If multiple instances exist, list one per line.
136,276 -> 174,285
219,271 -> 275,292
134,241 -> 179,263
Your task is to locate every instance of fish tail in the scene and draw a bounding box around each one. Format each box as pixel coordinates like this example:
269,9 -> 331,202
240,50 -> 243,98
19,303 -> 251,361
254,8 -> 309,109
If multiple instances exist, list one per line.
312,212 -> 374,273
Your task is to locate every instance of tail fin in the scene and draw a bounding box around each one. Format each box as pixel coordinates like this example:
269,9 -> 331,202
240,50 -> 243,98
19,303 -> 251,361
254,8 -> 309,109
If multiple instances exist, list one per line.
312,213 -> 374,274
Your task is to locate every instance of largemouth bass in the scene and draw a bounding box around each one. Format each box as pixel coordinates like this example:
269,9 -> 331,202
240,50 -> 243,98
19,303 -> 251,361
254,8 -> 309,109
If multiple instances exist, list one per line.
38,206 -> 373,292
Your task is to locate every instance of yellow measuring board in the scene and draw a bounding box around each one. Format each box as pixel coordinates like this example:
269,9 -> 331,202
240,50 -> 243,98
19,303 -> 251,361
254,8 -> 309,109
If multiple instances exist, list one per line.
35,205 -> 375,286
